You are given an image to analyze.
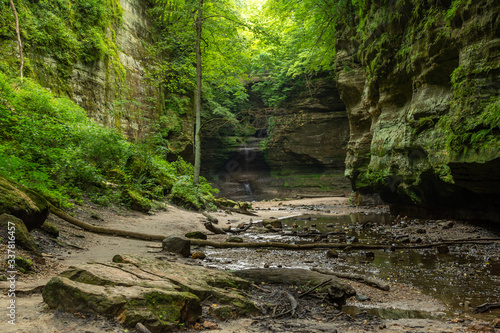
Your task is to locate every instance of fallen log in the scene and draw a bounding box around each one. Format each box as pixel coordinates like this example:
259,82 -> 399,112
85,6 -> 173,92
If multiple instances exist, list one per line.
474,302 -> 500,314
222,206 -> 259,216
49,206 -> 500,251
49,206 -> 164,241
311,268 -> 390,291
233,268 -> 356,306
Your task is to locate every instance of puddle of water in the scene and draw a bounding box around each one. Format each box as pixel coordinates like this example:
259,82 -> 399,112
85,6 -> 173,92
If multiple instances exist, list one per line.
203,213 -> 500,319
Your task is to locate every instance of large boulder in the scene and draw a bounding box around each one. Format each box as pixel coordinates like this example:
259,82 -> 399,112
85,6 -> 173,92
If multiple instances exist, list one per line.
0,214 -> 41,255
0,176 -> 49,230
162,236 -> 191,257
42,255 -> 259,332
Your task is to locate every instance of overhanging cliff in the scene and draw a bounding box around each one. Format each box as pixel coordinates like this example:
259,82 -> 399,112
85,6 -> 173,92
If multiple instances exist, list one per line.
337,0 -> 500,221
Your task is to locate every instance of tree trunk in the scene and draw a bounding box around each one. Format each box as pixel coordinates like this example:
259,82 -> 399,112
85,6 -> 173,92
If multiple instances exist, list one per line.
193,0 -> 203,185
9,0 -> 23,82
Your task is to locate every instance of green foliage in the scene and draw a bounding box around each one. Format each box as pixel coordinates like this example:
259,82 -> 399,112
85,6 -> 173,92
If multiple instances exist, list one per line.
0,0 -> 124,89
148,0 -> 253,159
171,175 -> 218,211
0,72 -> 217,210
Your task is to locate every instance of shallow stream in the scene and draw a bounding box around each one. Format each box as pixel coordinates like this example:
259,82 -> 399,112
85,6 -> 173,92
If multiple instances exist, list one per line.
200,212 -> 500,320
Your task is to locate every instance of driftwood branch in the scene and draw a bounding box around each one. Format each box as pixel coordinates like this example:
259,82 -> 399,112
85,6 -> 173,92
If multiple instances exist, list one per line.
188,238 -> 499,250
311,268 -> 390,291
299,278 -> 332,298
49,206 -> 164,241
204,221 -> 226,234
273,292 -> 298,318
474,302 -> 500,314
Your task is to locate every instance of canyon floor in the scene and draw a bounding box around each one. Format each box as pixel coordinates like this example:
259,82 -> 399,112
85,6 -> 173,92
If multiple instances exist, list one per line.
1,197 -> 499,333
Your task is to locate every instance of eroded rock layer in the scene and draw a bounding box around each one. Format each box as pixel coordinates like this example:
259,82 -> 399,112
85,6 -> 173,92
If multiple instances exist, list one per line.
337,0 -> 500,221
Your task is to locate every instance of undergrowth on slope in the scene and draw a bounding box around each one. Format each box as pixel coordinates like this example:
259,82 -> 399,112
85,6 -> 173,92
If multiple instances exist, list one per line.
0,72 -> 217,211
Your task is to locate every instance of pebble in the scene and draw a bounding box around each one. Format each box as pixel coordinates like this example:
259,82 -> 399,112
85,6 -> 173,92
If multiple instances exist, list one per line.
437,245 -> 450,254
326,250 -> 339,258
191,251 -> 206,260
356,294 -> 371,302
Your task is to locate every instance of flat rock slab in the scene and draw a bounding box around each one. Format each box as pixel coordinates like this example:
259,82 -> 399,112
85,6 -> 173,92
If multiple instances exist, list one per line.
42,255 -> 259,332
0,278 -> 50,296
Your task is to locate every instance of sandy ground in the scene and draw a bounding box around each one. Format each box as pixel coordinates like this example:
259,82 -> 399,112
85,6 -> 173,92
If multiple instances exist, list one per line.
1,197 -> 498,333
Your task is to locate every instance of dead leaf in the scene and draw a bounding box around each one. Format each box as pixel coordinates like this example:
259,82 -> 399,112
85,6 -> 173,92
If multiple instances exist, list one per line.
203,321 -> 218,330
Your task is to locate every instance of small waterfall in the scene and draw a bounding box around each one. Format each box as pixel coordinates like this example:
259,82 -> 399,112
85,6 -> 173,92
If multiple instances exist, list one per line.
243,183 -> 253,196
214,139 -> 271,200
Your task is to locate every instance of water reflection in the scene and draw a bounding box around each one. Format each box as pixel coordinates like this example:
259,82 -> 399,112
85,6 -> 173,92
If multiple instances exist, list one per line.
204,213 -> 500,318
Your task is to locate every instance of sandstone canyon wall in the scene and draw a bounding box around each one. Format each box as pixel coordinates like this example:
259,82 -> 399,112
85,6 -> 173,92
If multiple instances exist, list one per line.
337,0 -> 500,221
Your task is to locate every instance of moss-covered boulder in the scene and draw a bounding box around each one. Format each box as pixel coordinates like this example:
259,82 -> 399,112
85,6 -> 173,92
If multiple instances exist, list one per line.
8,256 -> 34,273
42,255 -> 259,332
0,214 -> 41,255
40,221 -> 59,237
0,176 -> 49,231
185,231 -> 207,240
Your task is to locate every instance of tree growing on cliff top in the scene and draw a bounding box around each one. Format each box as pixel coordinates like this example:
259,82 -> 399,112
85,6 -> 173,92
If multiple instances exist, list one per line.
152,0 -> 250,184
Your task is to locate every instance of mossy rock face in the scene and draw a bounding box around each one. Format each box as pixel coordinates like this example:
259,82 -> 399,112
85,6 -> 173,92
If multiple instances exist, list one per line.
0,176 -> 49,231
43,255 -> 258,332
337,0 -> 500,222
0,214 -> 41,255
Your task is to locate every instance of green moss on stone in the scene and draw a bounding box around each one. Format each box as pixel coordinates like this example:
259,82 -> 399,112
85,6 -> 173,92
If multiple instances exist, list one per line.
0,214 -> 41,255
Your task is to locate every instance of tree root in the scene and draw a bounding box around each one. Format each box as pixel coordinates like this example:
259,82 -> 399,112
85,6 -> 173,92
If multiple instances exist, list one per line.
49,206 -> 164,241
